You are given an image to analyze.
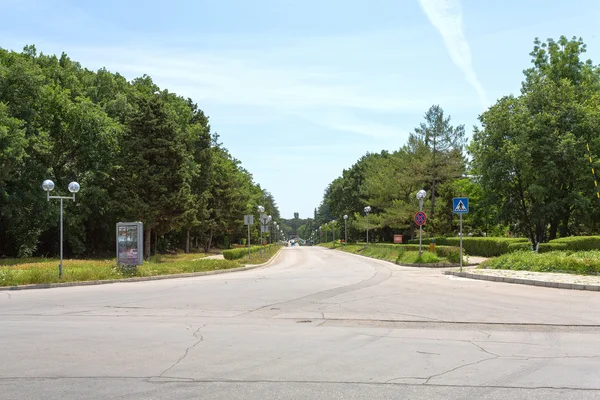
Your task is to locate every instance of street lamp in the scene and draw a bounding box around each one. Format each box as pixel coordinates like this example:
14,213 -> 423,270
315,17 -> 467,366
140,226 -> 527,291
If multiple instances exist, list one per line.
331,220 -> 336,247
343,215 -> 348,245
364,206 -> 371,245
416,189 -> 427,256
42,179 -> 80,278
257,205 -> 265,256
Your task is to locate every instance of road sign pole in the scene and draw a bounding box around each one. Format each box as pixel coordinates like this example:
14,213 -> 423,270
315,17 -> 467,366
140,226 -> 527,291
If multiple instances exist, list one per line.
460,213 -> 463,272
260,223 -> 263,257
248,223 -> 251,258
419,199 -> 423,256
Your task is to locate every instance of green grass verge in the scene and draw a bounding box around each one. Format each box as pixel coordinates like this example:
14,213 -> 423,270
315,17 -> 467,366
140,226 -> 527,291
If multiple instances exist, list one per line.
0,248 -> 280,287
480,250 -> 600,275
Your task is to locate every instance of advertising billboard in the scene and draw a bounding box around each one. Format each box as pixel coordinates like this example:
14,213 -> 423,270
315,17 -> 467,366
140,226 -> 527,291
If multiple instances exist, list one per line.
116,222 -> 144,266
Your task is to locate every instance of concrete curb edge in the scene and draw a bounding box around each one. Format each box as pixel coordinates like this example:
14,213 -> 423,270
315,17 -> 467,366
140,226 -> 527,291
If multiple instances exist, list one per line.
0,248 -> 284,291
444,270 -> 600,292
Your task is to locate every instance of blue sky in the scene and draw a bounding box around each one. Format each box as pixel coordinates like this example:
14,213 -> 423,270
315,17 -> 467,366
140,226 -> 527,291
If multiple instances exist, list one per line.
2,0 -> 600,219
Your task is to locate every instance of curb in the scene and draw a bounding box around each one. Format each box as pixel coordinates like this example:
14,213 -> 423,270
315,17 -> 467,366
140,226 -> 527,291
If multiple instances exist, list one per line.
0,248 -> 284,291
444,271 -> 600,292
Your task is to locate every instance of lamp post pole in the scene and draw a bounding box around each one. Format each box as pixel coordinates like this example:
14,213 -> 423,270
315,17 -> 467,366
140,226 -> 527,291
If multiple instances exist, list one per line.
257,206 -> 265,257
343,215 -> 348,245
364,206 -> 371,245
416,190 -> 427,256
331,220 -> 336,247
42,180 -> 81,278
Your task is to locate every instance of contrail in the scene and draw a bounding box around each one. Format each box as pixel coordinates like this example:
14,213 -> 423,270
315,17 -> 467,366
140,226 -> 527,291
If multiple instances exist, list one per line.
419,0 -> 489,107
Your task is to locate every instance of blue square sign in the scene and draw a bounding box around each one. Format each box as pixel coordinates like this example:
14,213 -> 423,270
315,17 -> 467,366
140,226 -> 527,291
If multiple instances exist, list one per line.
453,197 -> 469,214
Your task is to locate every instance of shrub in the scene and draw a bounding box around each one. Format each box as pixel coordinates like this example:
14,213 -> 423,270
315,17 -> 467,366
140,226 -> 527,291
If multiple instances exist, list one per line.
548,236 -> 600,251
409,237 -> 528,257
508,242 -> 532,252
481,250 -> 600,275
223,244 -> 279,260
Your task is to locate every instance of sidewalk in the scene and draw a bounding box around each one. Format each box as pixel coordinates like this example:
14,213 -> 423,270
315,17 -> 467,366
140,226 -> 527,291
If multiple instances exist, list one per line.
446,267 -> 600,292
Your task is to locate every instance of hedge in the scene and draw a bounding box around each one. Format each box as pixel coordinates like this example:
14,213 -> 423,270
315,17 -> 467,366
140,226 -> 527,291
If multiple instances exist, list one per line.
548,236 -> 600,251
370,243 -> 463,262
408,237 -> 528,257
223,244 -> 278,260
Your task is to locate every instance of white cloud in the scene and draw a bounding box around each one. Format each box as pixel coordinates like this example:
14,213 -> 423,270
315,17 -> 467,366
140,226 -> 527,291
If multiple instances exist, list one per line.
418,0 -> 488,107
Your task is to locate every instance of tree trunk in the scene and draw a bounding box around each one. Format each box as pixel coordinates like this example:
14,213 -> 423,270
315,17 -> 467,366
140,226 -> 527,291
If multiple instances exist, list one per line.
549,219 -> 558,241
185,229 -> 190,254
144,228 -> 151,261
153,230 -> 158,256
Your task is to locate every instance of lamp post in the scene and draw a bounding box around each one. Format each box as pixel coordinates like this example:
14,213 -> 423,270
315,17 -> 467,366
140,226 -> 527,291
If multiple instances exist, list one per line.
42,179 -> 80,278
343,214 -> 348,245
257,205 -> 265,256
364,206 -> 371,245
416,189 -> 427,256
331,220 -> 336,247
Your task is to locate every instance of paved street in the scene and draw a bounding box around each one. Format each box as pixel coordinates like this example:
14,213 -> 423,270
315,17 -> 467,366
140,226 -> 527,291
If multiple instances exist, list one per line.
2,246 -> 600,399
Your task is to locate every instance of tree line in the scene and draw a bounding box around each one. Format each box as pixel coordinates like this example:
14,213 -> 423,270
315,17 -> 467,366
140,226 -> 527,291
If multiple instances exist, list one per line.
312,36 -> 600,246
0,45 -> 280,259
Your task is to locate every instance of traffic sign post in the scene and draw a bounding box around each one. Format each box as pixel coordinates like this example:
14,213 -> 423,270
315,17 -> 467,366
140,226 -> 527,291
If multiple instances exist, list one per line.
244,215 -> 254,257
453,198 -> 469,272
414,211 -> 427,256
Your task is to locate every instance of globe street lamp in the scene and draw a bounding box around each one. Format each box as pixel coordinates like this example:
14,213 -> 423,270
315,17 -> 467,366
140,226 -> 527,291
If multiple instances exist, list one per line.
257,205 -> 265,256
416,189 -> 427,256
42,179 -> 80,278
364,206 -> 371,245
343,215 -> 348,245
331,220 -> 336,248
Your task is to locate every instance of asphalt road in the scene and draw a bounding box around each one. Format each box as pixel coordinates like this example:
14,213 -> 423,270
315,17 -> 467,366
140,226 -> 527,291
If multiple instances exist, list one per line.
2,246 -> 600,399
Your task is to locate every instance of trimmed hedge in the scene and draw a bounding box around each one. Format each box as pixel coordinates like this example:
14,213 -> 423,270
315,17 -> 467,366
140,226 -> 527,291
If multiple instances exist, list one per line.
408,237 -> 528,257
548,236 -> 600,251
223,244 -> 278,260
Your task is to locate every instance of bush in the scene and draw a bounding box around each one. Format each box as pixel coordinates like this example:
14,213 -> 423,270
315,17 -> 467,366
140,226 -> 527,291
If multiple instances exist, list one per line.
435,246 -> 463,263
223,245 -> 277,260
408,237 -> 528,257
508,242 -> 532,253
481,250 -> 600,275
548,236 -> 600,251
537,242 -> 568,253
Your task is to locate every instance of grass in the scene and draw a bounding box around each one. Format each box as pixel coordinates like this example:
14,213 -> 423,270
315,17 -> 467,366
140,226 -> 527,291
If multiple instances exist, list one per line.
320,244 -> 447,265
480,250 -> 600,275
0,247 -> 281,287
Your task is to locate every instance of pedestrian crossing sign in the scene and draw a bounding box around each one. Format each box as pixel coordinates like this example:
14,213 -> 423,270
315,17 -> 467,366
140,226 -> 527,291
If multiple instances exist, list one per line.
453,197 -> 469,213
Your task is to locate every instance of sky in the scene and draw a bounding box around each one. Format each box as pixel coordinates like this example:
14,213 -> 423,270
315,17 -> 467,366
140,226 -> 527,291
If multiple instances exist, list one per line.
2,0 -> 600,219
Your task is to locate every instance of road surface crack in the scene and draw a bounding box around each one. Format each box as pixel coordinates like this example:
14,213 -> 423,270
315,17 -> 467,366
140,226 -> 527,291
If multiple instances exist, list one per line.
1,292 -> 11,299
470,341 -> 500,357
424,356 -> 497,384
160,324 -> 205,377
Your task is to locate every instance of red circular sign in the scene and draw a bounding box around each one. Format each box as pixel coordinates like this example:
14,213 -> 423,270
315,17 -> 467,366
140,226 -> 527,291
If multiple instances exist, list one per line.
414,211 -> 427,226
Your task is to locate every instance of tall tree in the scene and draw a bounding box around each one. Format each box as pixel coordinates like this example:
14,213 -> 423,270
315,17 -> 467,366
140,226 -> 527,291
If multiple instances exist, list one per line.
409,105 -> 466,220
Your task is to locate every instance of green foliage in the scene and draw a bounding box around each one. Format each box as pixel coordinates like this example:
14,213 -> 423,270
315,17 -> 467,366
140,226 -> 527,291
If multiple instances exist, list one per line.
549,236 -> 600,251
481,250 -> 600,275
508,242 -> 533,252
223,244 -> 279,260
399,251 -> 441,264
435,246 -> 462,263
0,46 -> 279,259
470,36 -> 600,245
409,237 -> 527,257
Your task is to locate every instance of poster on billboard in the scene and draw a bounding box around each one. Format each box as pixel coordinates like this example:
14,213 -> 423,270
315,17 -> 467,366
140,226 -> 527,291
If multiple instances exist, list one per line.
116,222 -> 144,266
